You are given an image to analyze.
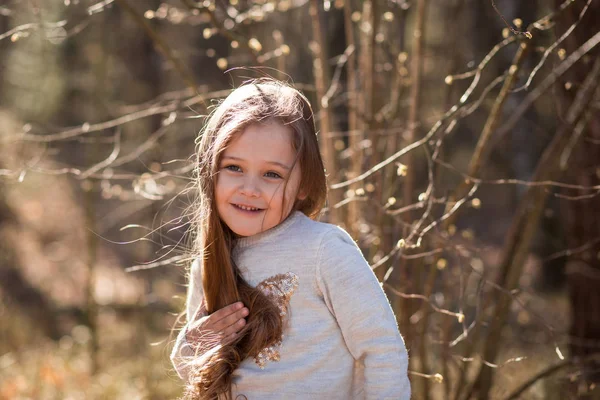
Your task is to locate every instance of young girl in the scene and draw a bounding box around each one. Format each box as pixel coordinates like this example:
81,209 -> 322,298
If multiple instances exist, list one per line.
171,79 -> 410,400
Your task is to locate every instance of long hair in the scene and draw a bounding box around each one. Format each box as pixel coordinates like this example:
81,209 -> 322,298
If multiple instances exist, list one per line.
184,79 -> 327,399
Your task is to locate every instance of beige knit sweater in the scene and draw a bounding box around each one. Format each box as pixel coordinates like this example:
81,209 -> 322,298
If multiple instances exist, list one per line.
171,211 -> 411,399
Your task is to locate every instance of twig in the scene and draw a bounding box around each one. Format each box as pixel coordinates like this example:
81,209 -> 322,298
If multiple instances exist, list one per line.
343,0 -> 361,238
416,39 -> 527,399
322,45 -> 354,108
503,353 -> 600,400
178,0 -> 260,64
125,254 -> 189,272
456,37 -> 517,104
471,55 -> 600,400
115,0 -> 200,93
405,2 -> 428,389
110,124 -> 173,168
514,0 -> 593,92
384,284 -> 465,321
79,130 -> 121,179
310,0 -> 341,223
6,90 -> 229,142
543,236 -> 600,262
490,0 -> 532,39
559,92 -> 599,169
433,158 -> 600,194
495,29 -> 600,144
330,35 -> 518,190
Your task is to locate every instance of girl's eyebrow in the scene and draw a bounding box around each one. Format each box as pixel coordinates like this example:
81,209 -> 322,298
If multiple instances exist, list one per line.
222,155 -> 291,170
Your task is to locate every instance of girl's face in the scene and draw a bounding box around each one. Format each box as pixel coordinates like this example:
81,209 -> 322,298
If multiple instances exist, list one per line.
215,121 -> 304,237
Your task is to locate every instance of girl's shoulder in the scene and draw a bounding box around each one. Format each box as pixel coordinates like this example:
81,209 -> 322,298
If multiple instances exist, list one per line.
311,219 -> 372,284
292,213 -> 359,255
293,212 -> 355,244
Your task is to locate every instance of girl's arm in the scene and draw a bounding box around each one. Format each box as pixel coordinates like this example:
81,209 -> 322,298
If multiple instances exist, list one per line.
170,258 -> 206,381
316,227 -> 411,400
170,259 -> 249,382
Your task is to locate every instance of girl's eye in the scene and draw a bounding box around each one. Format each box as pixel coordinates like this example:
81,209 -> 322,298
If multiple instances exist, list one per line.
224,165 -> 241,172
265,171 -> 282,179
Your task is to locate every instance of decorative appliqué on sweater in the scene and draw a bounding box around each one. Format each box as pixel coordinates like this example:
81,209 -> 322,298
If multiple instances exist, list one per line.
254,272 -> 299,369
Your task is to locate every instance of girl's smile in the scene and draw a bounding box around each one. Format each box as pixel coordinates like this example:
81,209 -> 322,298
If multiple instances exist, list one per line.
232,204 -> 263,212
215,121 -> 304,237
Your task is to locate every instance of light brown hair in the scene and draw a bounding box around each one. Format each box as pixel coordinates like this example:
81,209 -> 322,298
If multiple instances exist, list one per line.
184,79 -> 327,399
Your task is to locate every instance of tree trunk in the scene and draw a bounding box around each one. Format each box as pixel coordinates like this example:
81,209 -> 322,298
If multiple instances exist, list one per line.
555,0 -> 600,395
0,184 -> 62,341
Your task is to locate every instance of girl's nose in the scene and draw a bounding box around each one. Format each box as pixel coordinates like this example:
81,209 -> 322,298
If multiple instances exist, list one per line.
239,176 -> 260,198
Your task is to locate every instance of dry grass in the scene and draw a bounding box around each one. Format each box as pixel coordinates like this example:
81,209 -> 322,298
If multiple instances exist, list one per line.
0,300 -> 185,400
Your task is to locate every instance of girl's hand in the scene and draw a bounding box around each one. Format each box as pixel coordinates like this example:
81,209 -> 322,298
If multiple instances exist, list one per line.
185,302 -> 249,347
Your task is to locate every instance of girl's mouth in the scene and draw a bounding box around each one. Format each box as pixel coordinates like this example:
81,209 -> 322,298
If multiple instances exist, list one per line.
232,204 -> 264,212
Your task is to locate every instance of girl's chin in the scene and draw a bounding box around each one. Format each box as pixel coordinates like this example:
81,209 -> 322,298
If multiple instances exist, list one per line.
228,221 -> 278,238
231,227 -> 262,237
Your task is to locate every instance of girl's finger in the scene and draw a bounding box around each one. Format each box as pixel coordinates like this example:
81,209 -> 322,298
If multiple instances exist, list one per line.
208,302 -> 244,325
212,307 -> 249,331
221,332 -> 237,345
215,308 -> 248,331
221,317 -> 246,337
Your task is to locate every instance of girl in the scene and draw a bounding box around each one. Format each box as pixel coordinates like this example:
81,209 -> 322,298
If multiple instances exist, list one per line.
171,79 -> 410,400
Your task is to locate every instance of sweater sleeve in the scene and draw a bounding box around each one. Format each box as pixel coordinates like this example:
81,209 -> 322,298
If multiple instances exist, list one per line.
170,258 -> 206,382
316,227 -> 411,400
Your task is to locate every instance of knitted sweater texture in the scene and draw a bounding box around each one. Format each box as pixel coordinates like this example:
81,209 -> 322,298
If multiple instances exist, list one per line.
170,211 -> 411,399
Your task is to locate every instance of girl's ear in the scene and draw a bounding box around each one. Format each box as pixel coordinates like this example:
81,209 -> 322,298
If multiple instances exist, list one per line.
297,189 -> 307,201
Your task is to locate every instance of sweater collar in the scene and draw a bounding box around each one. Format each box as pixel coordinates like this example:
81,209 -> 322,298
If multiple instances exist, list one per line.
234,211 -> 303,250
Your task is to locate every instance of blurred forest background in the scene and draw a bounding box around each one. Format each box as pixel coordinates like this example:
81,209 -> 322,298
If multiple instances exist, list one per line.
1,0 -> 600,399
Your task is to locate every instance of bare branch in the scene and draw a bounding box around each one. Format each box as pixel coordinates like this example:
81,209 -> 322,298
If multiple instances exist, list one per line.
514,0 -> 593,92
78,130 -> 121,179
115,0 -> 200,92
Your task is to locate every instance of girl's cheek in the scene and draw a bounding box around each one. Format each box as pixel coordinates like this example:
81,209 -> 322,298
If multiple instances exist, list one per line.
283,187 -> 299,208
218,175 -> 237,189
265,185 -> 280,200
